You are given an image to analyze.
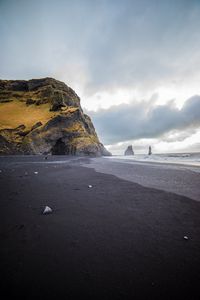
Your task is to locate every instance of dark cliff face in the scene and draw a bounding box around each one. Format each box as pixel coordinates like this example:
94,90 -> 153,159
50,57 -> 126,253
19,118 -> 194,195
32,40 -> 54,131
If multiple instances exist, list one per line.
0,77 -> 111,156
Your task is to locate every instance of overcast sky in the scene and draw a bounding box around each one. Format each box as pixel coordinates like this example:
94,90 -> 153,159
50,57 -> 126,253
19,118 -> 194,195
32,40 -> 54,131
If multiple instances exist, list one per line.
1,0 -> 200,153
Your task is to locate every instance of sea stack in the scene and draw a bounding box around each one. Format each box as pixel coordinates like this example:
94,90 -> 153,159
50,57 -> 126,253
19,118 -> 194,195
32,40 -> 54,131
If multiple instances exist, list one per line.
124,145 -> 134,156
0,78 -> 111,156
148,146 -> 152,155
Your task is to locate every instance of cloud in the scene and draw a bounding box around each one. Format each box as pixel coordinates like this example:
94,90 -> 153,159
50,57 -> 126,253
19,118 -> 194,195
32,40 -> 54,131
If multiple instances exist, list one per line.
82,0 -> 200,95
1,0 -> 200,99
87,95 -> 200,144
162,128 -> 197,143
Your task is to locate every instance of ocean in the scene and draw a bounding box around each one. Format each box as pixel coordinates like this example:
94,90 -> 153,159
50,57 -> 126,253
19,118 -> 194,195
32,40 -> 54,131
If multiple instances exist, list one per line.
105,152 -> 200,167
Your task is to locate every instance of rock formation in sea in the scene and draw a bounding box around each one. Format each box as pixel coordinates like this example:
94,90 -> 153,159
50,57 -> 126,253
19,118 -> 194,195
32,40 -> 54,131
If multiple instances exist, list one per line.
124,145 -> 134,156
148,146 -> 152,155
0,77 -> 111,156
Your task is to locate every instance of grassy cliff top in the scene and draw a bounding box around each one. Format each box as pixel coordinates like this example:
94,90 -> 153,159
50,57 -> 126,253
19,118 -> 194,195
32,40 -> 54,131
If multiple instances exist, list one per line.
0,78 -> 82,130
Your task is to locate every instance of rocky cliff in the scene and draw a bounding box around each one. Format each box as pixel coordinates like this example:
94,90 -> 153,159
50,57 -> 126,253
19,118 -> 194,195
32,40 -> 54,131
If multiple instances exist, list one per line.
0,78 -> 111,156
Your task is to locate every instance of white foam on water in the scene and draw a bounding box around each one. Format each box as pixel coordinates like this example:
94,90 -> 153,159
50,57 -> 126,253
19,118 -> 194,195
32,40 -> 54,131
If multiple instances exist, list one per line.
105,152 -> 200,168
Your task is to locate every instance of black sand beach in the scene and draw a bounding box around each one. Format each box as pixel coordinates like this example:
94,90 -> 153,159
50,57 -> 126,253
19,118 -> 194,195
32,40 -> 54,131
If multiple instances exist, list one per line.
0,156 -> 200,299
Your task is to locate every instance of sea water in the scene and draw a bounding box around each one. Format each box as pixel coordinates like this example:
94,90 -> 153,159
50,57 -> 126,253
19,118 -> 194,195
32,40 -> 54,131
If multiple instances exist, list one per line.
105,152 -> 200,167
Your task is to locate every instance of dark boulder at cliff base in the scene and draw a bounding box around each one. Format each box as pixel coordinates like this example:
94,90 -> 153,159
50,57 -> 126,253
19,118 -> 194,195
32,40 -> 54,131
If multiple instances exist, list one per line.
0,77 -> 111,156
124,145 -> 134,156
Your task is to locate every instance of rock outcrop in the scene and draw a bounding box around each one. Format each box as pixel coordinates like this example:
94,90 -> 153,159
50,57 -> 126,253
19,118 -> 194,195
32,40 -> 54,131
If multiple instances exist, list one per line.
124,145 -> 134,156
0,78 -> 111,156
148,146 -> 152,155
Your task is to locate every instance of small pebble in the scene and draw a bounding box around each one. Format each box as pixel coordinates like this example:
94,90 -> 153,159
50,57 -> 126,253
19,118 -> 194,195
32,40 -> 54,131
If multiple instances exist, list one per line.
42,206 -> 53,215
34,171 -> 38,174
184,236 -> 189,240
88,185 -> 93,188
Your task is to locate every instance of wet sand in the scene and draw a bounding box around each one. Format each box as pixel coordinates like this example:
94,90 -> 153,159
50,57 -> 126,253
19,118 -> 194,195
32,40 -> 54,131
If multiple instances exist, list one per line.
83,157 -> 200,201
0,156 -> 200,299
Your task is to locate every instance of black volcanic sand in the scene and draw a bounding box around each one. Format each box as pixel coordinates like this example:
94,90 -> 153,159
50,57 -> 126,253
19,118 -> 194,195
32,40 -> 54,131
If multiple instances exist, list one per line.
0,156 -> 200,300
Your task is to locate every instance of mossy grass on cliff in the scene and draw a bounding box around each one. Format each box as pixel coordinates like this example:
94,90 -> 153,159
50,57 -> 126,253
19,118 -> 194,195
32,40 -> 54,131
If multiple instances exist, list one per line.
0,100 -> 56,130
